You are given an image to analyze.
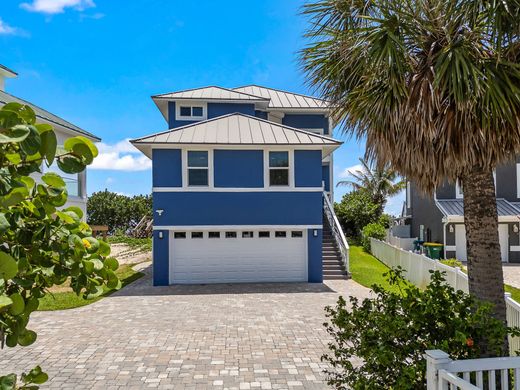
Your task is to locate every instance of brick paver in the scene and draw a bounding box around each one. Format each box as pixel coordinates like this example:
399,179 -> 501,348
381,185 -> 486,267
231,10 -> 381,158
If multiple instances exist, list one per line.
1,266 -> 370,389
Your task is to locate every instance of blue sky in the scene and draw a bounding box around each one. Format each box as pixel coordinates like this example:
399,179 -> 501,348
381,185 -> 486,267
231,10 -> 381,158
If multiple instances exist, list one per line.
1,0 -> 404,215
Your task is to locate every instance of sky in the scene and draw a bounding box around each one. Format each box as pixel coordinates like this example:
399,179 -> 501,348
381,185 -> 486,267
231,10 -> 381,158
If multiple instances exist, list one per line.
1,0 -> 404,215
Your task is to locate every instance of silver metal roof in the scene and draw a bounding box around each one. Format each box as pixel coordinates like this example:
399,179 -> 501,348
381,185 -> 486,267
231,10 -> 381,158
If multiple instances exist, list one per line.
152,86 -> 269,102
436,198 -> 520,217
0,64 -> 17,77
0,90 -> 100,141
233,85 -> 329,110
131,113 -> 341,158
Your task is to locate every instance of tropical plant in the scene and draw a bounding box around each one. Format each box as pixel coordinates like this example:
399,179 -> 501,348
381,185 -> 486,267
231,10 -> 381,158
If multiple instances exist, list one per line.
87,190 -> 152,234
323,268 -> 519,389
0,103 -> 119,388
361,222 -> 386,252
334,189 -> 380,237
301,0 -> 520,353
338,157 -> 405,215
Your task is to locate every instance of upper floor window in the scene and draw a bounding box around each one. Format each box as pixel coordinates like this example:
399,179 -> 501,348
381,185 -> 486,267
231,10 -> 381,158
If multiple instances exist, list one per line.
269,151 -> 289,186
187,151 -> 208,186
42,158 -> 82,198
176,102 -> 207,121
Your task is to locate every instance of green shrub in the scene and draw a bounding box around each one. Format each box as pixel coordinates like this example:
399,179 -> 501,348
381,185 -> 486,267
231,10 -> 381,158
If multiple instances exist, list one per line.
441,258 -> 464,269
378,213 -> 392,228
323,269 -> 519,389
334,190 -> 380,237
361,222 -> 386,252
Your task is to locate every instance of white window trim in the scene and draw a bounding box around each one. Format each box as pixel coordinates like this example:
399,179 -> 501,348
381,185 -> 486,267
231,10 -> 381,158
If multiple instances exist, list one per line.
406,181 -> 411,208
264,150 -> 294,189
517,163 -> 520,198
175,101 -> 207,121
302,128 -> 324,135
183,149 -> 213,188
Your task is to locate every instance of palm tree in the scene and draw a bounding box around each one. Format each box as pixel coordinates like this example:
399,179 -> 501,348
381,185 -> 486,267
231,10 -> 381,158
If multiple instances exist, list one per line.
301,0 -> 520,355
338,157 -> 405,214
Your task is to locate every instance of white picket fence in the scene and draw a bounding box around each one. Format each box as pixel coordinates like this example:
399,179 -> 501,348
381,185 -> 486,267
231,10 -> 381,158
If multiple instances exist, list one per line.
370,238 -> 520,355
387,232 -> 416,252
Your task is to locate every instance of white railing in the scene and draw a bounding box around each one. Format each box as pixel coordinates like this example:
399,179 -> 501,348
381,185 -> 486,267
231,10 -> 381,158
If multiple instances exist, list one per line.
425,349 -> 520,389
371,238 -> 520,355
323,192 -> 349,273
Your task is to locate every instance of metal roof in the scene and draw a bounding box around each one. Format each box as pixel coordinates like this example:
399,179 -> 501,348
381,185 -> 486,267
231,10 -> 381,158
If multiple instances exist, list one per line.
436,198 -> 520,217
152,86 -> 269,102
0,64 -> 17,77
233,85 -> 329,110
0,90 -> 101,141
131,113 -> 341,158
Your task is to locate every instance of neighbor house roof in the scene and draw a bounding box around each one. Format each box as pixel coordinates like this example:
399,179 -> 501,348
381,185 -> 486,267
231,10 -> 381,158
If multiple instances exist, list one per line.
233,85 -> 329,110
436,198 -> 520,220
131,113 -> 341,158
0,64 -> 17,77
152,86 -> 270,102
0,90 -> 100,141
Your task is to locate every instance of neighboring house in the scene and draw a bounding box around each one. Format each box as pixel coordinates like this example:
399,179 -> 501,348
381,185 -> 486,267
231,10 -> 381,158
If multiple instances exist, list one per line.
402,164 -> 520,262
132,85 -> 348,285
0,64 -> 101,216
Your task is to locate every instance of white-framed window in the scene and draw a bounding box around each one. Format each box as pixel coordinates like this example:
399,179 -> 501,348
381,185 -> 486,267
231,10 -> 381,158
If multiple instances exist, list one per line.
268,151 -> 290,186
175,101 -> 207,121
187,151 -> 209,186
455,179 -> 464,199
42,160 -> 82,198
406,181 -> 411,208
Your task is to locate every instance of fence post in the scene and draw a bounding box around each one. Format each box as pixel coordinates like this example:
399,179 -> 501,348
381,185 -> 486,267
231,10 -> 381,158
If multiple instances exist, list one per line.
424,350 -> 452,390
454,267 -> 460,291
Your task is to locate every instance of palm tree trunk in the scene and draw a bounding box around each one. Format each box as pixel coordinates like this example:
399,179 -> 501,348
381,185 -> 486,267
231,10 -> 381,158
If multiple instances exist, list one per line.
463,165 -> 508,356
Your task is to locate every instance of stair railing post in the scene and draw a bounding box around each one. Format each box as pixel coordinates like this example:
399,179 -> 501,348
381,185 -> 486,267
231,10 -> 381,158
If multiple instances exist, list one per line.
424,350 -> 452,390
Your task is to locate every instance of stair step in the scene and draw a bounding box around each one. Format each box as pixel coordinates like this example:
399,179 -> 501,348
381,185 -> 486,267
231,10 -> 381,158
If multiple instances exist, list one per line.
323,274 -> 350,280
323,270 -> 348,276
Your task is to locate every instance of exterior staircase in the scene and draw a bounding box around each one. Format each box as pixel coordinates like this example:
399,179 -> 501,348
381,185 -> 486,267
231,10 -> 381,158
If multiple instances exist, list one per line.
322,218 -> 349,280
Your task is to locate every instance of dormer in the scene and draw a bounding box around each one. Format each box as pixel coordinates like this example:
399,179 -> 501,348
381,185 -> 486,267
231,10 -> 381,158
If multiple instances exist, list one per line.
151,86 -> 270,129
0,64 -> 17,92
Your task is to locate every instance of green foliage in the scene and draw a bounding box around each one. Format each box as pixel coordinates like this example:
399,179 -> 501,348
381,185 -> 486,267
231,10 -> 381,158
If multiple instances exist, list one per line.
0,103 -> 118,388
361,222 -> 387,252
0,366 -> 48,390
378,213 -> 392,229
87,190 -> 152,233
441,258 -> 464,269
334,189 -> 380,237
323,269 -> 520,389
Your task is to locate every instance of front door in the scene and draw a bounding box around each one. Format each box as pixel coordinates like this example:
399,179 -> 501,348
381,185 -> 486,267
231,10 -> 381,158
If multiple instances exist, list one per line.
455,224 -> 467,261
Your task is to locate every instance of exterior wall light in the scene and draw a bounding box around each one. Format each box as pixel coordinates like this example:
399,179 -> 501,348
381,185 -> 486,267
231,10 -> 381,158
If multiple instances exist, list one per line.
514,224 -> 519,233
313,229 -> 318,237
158,231 -> 163,239
156,209 -> 164,216
449,224 -> 454,233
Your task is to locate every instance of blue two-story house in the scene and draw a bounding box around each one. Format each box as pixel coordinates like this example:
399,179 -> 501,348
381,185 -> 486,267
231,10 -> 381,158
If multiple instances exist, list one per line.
132,85 -> 347,285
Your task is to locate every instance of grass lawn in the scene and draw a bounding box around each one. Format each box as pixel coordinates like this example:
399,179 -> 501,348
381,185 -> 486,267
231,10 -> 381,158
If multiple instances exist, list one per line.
349,245 -> 404,294
38,264 -> 144,311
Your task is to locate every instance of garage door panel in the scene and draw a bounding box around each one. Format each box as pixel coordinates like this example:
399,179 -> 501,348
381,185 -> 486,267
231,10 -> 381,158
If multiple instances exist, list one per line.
170,232 -> 308,284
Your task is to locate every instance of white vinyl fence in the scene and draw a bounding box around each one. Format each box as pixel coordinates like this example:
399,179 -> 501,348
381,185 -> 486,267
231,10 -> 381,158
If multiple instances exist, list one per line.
371,238 -> 520,355
387,232 -> 417,252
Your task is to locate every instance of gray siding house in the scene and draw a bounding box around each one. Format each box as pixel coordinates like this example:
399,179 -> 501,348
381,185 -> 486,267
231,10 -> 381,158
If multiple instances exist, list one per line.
403,159 -> 520,263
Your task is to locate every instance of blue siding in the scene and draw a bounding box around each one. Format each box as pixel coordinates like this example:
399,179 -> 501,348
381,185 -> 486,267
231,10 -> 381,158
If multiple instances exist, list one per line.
322,163 -> 330,192
153,149 -> 182,187
214,150 -> 264,188
255,110 -> 268,119
208,103 -> 255,118
295,150 -> 322,187
283,114 -> 329,135
167,102 -> 199,129
307,229 -> 323,283
153,230 -> 169,286
153,192 -> 323,226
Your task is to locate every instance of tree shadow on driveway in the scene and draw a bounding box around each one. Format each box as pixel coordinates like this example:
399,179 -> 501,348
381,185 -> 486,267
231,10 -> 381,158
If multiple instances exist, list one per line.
111,263 -> 339,297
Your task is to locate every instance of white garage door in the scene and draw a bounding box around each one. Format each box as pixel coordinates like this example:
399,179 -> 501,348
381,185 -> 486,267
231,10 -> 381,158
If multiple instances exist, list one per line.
169,230 -> 308,284
455,224 -> 509,262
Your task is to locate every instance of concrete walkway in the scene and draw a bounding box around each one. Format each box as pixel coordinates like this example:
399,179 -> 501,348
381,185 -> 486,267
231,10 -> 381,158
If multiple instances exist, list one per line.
502,264 -> 520,289
1,265 -> 371,389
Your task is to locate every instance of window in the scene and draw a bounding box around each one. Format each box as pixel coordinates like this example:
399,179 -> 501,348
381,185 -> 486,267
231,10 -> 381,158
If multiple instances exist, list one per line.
242,231 -> 254,238
269,151 -> 289,186
191,232 -> 203,239
406,181 -> 411,208
174,232 -> 186,239
225,232 -> 237,238
291,231 -> 303,238
209,232 -> 220,238
275,231 -> 287,238
303,128 -> 324,135
187,151 -> 208,186
43,159 -> 82,197
177,105 -> 205,119
259,231 -> 270,238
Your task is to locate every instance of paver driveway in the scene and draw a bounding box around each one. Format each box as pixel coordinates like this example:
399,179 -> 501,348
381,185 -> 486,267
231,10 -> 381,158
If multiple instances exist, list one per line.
1,265 -> 370,389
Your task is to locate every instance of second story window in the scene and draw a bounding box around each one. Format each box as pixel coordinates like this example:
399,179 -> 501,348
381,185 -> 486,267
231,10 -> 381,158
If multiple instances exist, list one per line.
177,104 -> 205,120
187,151 -> 208,186
269,151 -> 289,186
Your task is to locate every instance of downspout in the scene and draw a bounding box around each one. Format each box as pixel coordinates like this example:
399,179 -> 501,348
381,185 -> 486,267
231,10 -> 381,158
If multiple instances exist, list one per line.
442,218 -> 447,260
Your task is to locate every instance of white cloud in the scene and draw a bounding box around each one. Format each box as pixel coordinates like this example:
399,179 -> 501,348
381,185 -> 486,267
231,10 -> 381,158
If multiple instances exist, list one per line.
0,18 -> 21,35
338,164 -> 363,179
20,0 -> 95,14
90,139 -> 152,171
